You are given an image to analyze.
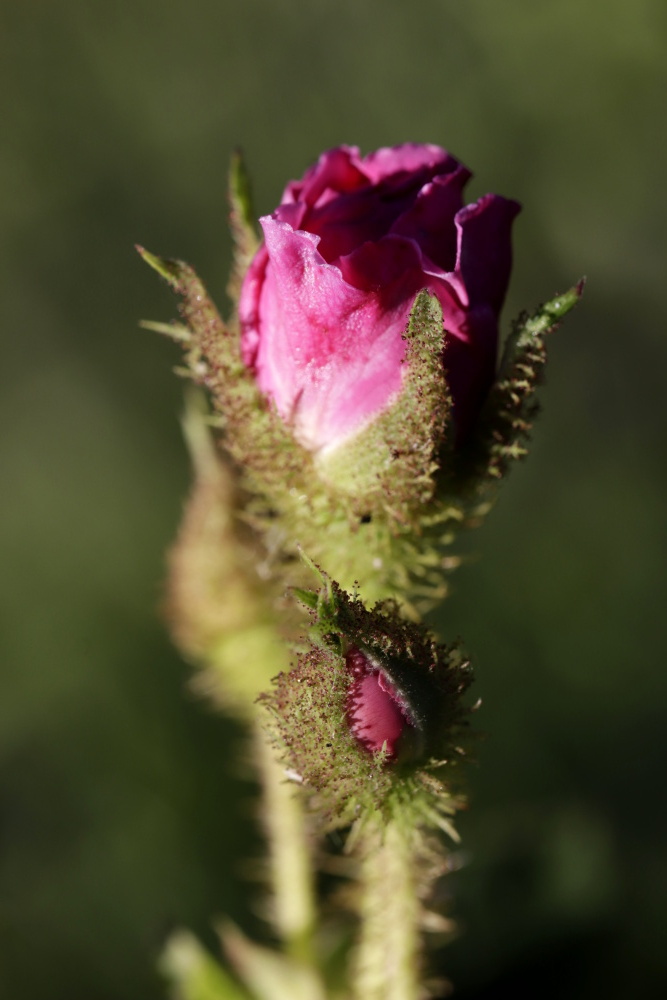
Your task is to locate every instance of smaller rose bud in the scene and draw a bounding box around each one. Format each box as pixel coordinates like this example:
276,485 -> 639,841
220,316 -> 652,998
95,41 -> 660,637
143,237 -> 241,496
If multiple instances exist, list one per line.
260,567 -> 474,831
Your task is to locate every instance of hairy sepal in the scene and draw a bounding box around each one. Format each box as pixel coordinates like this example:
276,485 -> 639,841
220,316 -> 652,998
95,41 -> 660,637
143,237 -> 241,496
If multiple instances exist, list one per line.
136,244 -> 312,503
457,279 -> 585,488
220,923 -> 327,1000
227,150 -> 261,303
315,290 -> 450,522
159,930 -> 250,1000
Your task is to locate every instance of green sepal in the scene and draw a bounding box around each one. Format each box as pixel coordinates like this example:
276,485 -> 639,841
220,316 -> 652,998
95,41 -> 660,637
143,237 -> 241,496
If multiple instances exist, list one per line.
137,245 -> 311,508
291,587 -> 319,611
139,318 -> 192,342
513,279 -> 585,341
160,931 -> 251,1000
316,290 -> 451,522
135,247 -> 232,383
260,571 -> 474,832
459,279 -> 585,486
220,923 -> 327,1000
136,244 -> 183,288
227,150 -> 260,302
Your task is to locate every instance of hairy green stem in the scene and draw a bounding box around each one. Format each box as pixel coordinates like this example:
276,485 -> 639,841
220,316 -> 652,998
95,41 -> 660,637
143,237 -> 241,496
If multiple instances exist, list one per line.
352,816 -> 423,1000
256,730 -> 322,976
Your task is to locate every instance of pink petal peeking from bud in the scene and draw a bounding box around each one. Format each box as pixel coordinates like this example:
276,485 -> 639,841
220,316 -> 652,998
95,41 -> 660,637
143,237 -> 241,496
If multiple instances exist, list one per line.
241,218 -> 410,451
345,647 -> 412,760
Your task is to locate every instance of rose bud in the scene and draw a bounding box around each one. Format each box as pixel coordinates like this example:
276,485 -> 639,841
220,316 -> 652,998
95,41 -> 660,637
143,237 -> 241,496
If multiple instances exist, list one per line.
262,569 -> 474,831
240,144 -> 520,457
139,151 -> 583,607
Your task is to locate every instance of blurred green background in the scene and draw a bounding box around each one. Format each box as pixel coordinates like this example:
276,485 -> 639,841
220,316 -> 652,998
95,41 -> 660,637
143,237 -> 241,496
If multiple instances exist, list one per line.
2,0 -> 666,996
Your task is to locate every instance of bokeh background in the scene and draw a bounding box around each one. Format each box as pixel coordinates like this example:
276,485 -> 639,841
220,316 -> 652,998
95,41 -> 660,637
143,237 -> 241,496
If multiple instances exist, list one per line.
2,1 -> 666,997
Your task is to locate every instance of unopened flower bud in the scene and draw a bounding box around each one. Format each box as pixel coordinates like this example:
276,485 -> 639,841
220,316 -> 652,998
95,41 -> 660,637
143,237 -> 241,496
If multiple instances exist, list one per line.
261,569 -> 474,830
139,148 -> 583,608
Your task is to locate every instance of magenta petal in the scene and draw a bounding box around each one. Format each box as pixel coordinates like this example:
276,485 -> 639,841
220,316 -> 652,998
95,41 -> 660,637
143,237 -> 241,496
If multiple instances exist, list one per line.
443,304 -> 499,439
239,244 -> 269,368
349,674 -> 406,755
298,171 -> 448,263
391,166 -> 472,272
298,188 -> 416,262
346,649 -> 408,758
338,234 -> 426,294
274,201 -> 305,231
242,217 -> 408,451
360,143 -> 460,183
455,194 -> 521,313
340,236 -> 467,334
289,146 -> 469,263
283,146 -> 368,210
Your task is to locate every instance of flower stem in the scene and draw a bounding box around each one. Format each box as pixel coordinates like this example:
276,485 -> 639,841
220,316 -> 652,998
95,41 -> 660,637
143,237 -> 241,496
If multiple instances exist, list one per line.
352,815 -> 423,1000
256,730 -> 322,976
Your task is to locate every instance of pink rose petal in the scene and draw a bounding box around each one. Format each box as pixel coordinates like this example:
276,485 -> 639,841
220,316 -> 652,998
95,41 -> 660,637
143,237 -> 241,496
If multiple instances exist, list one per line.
240,144 -> 520,450
346,648 -> 411,759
